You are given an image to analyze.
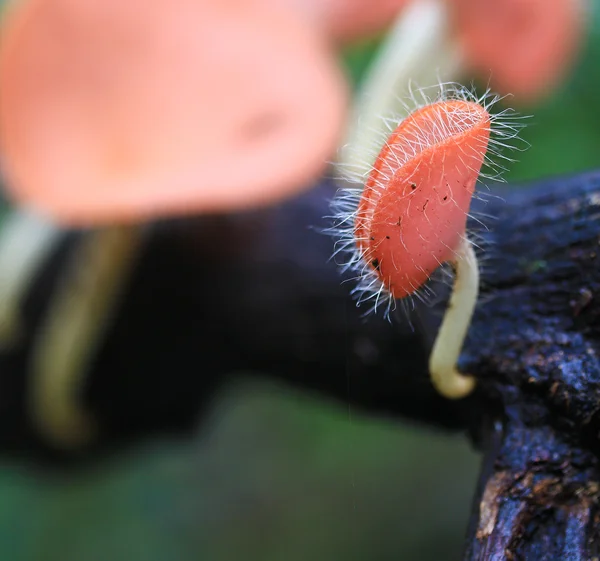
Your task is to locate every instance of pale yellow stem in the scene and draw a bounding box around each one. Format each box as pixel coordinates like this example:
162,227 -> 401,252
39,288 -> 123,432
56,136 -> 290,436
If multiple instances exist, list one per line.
429,236 -> 478,399
29,226 -> 142,448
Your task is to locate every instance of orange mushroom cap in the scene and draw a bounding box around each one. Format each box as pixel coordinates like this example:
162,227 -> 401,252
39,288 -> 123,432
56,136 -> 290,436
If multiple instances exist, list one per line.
356,99 -> 490,299
0,0 -> 347,225
450,0 -> 586,101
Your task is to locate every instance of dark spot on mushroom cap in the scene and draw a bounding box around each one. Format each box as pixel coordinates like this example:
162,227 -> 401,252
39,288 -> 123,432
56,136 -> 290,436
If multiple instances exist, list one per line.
410,183 -> 417,190
371,258 -> 380,271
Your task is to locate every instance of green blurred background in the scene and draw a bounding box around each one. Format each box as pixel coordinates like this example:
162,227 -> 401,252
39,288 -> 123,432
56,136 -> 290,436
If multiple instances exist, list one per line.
1,2 -> 600,560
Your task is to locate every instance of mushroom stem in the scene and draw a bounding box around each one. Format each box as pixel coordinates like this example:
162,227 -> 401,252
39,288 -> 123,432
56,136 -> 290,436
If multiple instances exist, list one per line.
29,225 -> 142,448
428,236 -> 478,399
0,210 -> 63,348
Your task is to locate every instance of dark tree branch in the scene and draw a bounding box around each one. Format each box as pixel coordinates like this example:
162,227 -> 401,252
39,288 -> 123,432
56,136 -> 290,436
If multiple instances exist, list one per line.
0,180 -> 468,464
459,169 -> 600,560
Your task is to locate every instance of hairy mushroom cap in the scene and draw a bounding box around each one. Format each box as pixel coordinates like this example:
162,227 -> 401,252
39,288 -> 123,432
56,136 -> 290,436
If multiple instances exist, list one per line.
450,0 -> 586,101
356,99 -> 490,299
0,0 -> 346,224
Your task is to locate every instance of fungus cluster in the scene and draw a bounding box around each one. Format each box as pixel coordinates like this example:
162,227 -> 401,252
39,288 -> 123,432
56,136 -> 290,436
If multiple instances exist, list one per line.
332,84 -> 525,398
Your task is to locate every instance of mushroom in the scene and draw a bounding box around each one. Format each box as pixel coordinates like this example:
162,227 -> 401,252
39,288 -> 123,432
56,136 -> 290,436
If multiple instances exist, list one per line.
331,84 -> 524,398
0,0 -> 347,224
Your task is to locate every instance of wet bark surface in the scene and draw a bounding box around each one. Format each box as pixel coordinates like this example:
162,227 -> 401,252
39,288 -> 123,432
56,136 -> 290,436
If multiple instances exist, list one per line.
460,169 -> 600,560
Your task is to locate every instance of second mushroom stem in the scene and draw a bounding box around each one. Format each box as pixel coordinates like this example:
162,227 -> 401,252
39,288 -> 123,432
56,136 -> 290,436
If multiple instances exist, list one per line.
29,225 -> 142,448
428,236 -> 478,399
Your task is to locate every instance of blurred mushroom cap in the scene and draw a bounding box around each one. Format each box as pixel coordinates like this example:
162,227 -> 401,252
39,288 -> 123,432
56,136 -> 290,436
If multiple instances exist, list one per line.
0,0 -> 347,224
292,0 -> 409,42
451,0 -> 586,101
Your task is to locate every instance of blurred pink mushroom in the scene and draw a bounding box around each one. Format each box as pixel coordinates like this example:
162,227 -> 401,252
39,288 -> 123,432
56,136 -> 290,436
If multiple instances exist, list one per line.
297,0 -> 587,101
0,0 -> 346,224
449,0 -> 586,101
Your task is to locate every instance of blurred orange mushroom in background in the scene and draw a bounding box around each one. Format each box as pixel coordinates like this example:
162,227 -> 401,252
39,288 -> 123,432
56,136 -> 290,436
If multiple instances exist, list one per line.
450,0 -> 587,101
336,0 -> 588,178
0,0 -> 347,225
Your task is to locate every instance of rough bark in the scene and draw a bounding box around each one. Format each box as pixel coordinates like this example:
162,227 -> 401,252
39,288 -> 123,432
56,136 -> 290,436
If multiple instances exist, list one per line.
459,169 -> 600,560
